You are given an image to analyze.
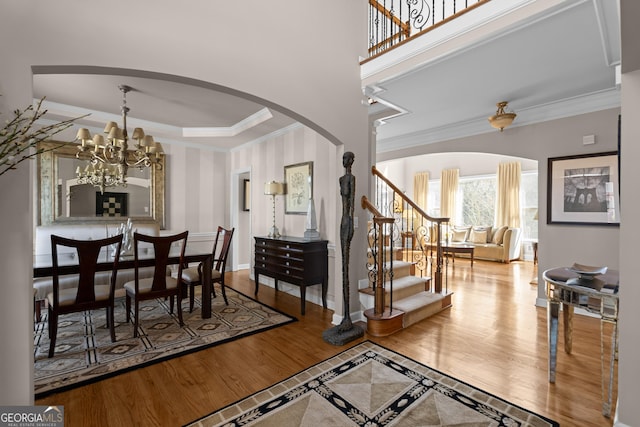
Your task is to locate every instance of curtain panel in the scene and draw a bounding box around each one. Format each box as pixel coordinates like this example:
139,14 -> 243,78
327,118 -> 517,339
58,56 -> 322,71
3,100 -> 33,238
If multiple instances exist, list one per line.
413,172 -> 429,211
440,169 -> 459,222
496,162 -> 521,228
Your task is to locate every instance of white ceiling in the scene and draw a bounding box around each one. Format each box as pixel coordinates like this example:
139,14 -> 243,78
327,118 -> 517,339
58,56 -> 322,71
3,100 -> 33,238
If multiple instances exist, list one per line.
33,73 -> 298,152
363,0 -> 621,153
32,0 -> 620,154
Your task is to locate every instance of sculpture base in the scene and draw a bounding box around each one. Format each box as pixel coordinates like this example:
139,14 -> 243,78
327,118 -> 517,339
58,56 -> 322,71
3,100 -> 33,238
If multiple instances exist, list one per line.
304,229 -> 320,241
322,322 -> 364,346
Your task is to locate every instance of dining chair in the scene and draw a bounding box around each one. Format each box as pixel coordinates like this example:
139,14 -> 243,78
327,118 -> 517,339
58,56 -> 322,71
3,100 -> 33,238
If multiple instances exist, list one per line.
124,231 -> 188,337
47,233 -> 123,358
181,226 -> 234,312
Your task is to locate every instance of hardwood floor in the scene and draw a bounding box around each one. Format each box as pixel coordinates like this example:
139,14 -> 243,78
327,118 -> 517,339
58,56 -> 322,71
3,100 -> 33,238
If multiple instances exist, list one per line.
36,259 -> 616,426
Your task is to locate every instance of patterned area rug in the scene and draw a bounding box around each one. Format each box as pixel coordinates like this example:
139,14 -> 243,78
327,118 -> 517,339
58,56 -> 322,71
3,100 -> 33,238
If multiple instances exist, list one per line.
34,287 -> 296,398
187,341 -> 559,427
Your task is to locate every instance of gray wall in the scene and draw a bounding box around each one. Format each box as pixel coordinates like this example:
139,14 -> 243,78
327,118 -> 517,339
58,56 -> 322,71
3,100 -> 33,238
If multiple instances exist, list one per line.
377,107 -> 621,307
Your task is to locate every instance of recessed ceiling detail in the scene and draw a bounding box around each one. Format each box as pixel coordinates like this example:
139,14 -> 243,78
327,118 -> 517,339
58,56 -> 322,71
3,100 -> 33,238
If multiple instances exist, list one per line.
182,108 -> 273,137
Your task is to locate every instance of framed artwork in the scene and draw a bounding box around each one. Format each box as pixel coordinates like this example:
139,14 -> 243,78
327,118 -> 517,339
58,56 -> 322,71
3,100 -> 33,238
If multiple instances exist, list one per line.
243,179 -> 250,211
96,192 -> 128,217
284,161 -> 313,214
547,151 -> 620,226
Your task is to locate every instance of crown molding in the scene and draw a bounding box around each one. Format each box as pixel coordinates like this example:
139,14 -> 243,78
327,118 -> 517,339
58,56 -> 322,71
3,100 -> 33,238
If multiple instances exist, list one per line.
375,87 -> 620,153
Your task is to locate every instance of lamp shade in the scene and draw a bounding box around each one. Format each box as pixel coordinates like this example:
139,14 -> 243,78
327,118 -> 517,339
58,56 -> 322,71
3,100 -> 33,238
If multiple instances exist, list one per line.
76,128 -> 91,141
103,121 -> 118,134
264,181 -> 285,195
488,101 -> 516,132
131,127 -> 145,140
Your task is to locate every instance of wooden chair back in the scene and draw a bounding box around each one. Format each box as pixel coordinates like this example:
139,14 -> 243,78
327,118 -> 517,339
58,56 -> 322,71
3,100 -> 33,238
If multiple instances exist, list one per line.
132,231 -> 188,294
51,234 -> 123,309
213,226 -> 235,274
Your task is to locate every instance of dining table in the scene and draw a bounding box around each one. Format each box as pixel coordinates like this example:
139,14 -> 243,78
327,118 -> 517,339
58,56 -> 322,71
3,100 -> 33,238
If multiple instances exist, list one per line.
33,246 -> 215,318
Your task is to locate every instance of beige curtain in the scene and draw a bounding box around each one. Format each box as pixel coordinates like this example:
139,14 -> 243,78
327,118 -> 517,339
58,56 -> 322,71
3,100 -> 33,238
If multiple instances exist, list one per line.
496,162 -> 521,228
413,172 -> 429,211
440,169 -> 459,222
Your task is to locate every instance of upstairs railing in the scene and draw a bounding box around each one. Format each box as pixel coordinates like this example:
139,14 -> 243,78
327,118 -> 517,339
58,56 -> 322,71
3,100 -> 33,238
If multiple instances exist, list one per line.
367,0 -> 489,58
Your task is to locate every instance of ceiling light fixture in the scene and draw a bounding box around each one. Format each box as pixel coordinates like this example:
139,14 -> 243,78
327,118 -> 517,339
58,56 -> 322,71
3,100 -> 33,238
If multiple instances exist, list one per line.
488,101 -> 517,132
75,84 -> 163,193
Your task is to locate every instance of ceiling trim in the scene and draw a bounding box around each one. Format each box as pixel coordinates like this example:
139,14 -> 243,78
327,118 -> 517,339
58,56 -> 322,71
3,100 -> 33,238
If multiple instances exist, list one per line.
182,108 -> 273,137
375,87 -> 620,153
231,122 -> 304,153
592,0 -> 621,67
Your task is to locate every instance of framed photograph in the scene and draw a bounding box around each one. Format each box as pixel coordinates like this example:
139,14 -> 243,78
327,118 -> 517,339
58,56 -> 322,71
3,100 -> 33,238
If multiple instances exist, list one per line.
96,192 -> 128,217
243,179 -> 250,211
284,161 -> 313,214
547,151 -> 620,226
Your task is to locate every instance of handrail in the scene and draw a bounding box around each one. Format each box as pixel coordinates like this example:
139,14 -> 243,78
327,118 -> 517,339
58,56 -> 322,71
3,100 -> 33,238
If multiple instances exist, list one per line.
368,0 -> 410,35
370,165 -> 449,294
371,165 -> 449,225
361,195 -> 385,219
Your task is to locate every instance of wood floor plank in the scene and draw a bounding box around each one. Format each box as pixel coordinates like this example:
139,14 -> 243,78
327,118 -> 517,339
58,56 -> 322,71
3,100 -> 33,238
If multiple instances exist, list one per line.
36,260 -> 616,426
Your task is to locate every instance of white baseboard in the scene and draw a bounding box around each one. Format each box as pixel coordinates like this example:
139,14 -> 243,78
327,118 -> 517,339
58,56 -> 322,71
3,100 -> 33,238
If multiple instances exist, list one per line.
331,309 -> 365,326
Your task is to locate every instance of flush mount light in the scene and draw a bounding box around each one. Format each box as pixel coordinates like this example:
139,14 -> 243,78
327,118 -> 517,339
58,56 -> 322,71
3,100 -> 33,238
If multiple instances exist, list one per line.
488,101 -> 517,132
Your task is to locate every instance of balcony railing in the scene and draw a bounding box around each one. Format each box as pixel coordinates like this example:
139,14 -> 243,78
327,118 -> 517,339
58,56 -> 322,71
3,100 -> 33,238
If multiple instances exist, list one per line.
367,0 -> 489,58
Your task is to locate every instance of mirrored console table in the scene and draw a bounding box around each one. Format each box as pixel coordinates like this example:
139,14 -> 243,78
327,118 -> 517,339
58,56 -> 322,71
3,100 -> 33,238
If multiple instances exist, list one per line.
543,267 -> 619,418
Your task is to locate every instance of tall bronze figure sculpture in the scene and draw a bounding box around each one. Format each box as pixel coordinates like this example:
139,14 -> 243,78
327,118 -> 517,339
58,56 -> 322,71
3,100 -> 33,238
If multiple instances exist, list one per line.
323,151 -> 364,345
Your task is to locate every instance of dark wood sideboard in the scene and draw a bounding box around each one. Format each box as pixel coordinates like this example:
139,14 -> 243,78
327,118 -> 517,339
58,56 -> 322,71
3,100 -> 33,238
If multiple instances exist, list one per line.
254,236 -> 328,315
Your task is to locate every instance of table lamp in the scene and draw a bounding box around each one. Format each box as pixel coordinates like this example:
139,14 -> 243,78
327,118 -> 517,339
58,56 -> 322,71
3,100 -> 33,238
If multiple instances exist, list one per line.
264,181 -> 286,238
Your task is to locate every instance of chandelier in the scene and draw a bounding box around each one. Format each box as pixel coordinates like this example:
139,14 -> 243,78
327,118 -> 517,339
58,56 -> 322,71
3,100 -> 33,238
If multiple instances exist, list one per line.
75,84 -> 163,193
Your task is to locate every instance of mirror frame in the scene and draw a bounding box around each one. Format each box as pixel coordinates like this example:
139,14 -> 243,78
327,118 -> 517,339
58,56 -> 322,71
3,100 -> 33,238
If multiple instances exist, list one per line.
38,141 -> 166,229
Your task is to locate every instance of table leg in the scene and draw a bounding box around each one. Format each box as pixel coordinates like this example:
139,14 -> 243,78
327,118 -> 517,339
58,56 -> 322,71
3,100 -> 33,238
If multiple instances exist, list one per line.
563,303 -> 573,354
254,270 -> 260,295
201,255 -> 212,319
470,250 -> 474,267
321,278 -> 327,309
601,319 -> 617,417
547,299 -> 560,383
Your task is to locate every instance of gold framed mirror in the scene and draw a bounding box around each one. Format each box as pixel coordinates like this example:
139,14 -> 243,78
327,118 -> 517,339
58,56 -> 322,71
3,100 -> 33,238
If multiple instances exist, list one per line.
38,141 -> 165,228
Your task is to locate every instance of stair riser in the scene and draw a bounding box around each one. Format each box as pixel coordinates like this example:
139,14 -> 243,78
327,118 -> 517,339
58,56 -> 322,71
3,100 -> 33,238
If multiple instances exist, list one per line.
402,296 -> 452,328
385,281 -> 429,304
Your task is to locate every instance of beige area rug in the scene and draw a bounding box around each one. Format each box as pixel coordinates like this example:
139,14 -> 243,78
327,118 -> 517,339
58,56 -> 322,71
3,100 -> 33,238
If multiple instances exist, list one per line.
34,287 -> 296,398
187,341 -> 559,427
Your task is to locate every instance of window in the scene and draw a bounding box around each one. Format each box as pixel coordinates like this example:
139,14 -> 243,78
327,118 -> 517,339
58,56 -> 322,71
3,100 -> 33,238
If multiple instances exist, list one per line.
458,175 -> 496,226
427,181 -> 440,218
427,171 -> 538,232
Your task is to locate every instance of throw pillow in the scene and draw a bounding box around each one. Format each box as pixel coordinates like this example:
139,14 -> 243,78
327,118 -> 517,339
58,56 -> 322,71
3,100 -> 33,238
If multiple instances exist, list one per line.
470,229 -> 488,244
473,226 -> 493,243
492,226 -> 508,244
451,229 -> 468,242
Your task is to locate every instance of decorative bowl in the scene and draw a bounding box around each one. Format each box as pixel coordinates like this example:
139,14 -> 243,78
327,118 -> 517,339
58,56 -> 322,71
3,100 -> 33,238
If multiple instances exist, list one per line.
569,263 -> 607,277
